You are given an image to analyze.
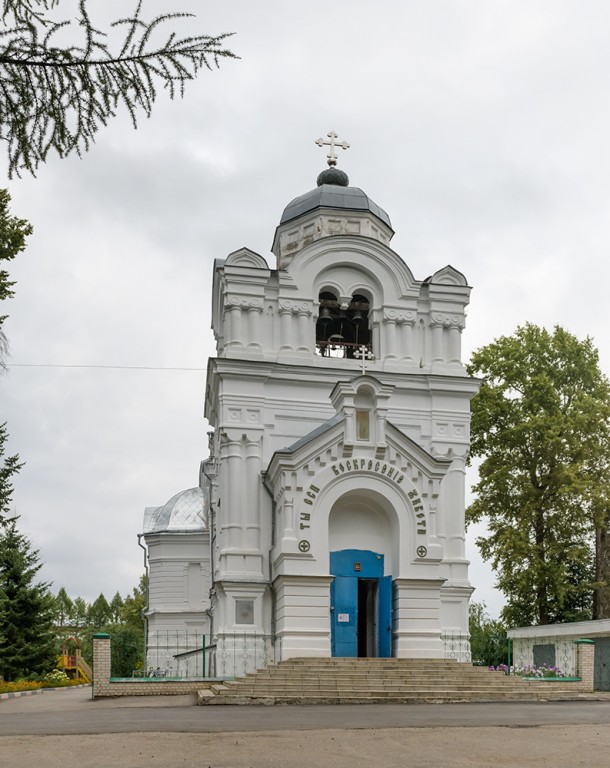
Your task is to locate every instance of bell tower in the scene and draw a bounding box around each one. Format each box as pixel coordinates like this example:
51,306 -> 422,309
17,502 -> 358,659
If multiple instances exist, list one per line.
201,134 -> 479,671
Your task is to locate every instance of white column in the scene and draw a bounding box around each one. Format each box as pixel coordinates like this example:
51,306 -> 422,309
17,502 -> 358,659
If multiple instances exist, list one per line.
384,318 -> 398,358
442,457 -> 466,559
229,305 -> 243,348
225,438 -> 243,549
401,321 -> 415,362
448,323 -> 462,363
247,307 -> 262,349
344,406 -> 356,444
223,307 -> 232,349
431,321 -> 444,363
283,495 -> 297,541
279,305 -> 293,351
245,438 -> 261,549
371,321 -> 381,359
297,309 -> 310,352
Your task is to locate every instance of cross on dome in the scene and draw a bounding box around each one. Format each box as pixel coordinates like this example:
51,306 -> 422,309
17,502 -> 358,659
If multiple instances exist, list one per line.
315,130 -> 350,167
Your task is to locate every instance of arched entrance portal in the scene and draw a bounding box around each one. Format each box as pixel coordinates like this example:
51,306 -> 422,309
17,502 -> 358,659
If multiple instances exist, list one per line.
330,549 -> 391,657
328,490 -> 396,658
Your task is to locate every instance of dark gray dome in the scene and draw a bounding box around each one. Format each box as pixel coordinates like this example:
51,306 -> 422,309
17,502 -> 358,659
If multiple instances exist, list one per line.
317,167 -> 349,187
279,184 -> 392,228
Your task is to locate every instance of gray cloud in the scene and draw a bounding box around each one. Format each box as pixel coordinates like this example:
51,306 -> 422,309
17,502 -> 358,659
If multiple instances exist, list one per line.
3,0 -> 610,613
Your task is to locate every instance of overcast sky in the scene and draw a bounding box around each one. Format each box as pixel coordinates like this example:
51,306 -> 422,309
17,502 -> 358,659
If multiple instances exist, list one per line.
3,0 -> 610,618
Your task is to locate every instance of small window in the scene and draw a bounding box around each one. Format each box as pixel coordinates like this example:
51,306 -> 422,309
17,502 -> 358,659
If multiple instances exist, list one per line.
356,410 -> 370,441
235,599 -> 254,625
533,644 -> 556,669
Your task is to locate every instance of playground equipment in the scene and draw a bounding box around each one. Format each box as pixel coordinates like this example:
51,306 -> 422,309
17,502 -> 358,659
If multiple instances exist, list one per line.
57,636 -> 92,683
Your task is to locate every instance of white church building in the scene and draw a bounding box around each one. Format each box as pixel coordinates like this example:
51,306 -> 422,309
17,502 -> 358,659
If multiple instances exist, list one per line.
141,134 -> 479,677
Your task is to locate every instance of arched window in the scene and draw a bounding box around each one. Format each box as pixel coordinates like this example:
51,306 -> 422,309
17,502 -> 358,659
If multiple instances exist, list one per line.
316,292 -> 371,358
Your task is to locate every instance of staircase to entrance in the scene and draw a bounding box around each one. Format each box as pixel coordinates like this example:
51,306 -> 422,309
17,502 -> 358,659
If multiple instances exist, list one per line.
198,657 -> 592,705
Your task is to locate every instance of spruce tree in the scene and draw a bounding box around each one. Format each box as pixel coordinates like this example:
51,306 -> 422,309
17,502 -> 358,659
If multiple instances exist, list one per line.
53,586 -> 73,627
0,517 -> 55,680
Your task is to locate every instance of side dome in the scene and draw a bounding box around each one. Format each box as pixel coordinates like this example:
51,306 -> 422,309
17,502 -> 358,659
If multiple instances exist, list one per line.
143,487 -> 208,534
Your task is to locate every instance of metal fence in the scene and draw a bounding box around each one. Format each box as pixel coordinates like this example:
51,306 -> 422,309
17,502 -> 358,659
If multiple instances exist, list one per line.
144,629 -> 207,678
212,632 -> 274,678
510,634 -> 576,676
441,632 -> 472,663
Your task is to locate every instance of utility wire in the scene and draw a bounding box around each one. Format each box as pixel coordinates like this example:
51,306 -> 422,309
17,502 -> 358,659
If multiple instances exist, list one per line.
7,363 -> 206,371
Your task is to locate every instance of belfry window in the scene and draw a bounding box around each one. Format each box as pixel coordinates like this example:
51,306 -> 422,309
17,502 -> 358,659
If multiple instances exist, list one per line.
316,291 -> 371,358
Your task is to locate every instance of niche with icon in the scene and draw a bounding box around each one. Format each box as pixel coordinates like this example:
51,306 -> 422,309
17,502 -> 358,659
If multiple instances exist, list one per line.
315,291 -> 371,358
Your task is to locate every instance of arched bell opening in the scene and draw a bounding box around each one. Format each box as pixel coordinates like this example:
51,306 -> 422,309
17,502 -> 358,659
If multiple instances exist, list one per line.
315,291 -> 371,358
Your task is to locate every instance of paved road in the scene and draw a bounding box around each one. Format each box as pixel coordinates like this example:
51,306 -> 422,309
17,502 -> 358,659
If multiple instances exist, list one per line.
2,686 -> 610,736
4,687 -> 610,768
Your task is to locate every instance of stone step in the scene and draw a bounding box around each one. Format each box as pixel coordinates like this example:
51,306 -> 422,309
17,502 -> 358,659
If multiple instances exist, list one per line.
198,657 -> 588,706
200,691 -> 585,705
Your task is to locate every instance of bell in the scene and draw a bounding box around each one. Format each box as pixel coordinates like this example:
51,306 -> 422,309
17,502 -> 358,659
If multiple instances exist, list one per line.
319,307 -> 332,322
328,333 -> 344,350
352,310 -> 363,323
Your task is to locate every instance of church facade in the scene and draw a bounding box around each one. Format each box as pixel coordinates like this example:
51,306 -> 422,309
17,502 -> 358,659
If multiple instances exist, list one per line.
142,137 -> 479,675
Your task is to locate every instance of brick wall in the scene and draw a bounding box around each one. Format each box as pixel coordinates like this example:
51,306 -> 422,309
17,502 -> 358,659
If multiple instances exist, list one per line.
575,639 -> 594,691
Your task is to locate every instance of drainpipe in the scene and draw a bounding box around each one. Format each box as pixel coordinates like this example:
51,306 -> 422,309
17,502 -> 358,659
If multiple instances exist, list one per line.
137,534 -> 149,669
262,471 -> 277,653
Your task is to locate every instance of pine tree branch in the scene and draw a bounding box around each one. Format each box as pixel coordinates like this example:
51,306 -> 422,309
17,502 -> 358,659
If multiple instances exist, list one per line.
0,0 -> 237,176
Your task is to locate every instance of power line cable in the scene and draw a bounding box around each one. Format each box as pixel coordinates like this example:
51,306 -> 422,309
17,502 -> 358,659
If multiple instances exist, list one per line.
7,363 -> 206,371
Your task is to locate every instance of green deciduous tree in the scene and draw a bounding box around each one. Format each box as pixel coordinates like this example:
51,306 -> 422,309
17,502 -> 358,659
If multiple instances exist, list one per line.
0,516 -> 55,680
467,323 -> 610,626
119,573 -> 146,630
469,601 -> 508,666
0,0 -> 237,177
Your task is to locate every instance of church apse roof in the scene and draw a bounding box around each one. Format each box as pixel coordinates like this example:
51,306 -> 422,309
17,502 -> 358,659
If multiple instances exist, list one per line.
143,487 -> 208,534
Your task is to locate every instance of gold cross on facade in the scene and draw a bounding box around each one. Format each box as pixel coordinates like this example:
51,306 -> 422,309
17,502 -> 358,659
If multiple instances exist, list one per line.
315,130 -> 350,167
354,345 -> 374,375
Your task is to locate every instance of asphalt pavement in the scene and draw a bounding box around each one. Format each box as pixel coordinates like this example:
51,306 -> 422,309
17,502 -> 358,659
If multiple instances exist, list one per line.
1,685 -> 610,736
3,686 -> 610,768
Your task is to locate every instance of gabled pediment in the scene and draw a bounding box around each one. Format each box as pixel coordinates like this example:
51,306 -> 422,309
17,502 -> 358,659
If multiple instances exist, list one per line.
266,412 -> 451,502
225,247 -> 269,270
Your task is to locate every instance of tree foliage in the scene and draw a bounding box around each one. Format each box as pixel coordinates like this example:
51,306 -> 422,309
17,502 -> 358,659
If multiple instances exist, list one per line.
87,591 -> 112,626
0,421 -> 22,527
0,0 -> 237,177
469,601 -> 507,666
53,574 -> 146,674
52,585 -> 73,626
0,187 -> 32,367
119,573 -> 146,630
0,516 -> 55,680
467,324 -> 610,626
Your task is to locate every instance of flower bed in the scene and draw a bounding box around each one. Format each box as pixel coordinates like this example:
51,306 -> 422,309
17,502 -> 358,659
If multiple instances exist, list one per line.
0,669 -> 85,694
488,663 -> 577,680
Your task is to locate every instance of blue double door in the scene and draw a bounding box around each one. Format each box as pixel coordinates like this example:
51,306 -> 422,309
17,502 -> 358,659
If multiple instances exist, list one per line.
330,549 -> 392,658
